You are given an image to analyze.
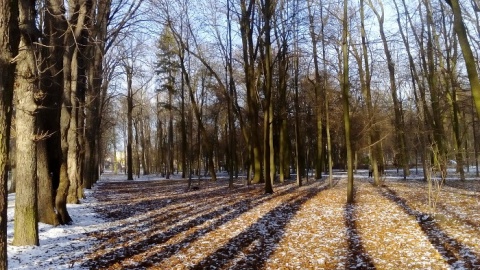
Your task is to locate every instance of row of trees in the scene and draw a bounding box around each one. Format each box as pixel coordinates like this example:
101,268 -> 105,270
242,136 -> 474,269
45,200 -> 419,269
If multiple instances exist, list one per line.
108,0 -> 480,200
0,0 -> 144,268
1,0 -> 480,267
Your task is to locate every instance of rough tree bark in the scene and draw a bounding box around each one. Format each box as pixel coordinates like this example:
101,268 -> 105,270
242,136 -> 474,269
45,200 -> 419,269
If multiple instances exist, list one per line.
36,0 -> 66,226
0,0 -> 19,264
13,0 -> 40,246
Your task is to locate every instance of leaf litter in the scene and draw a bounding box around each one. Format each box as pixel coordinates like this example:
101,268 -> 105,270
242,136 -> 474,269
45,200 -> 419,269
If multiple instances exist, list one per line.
6,171 -> 480,269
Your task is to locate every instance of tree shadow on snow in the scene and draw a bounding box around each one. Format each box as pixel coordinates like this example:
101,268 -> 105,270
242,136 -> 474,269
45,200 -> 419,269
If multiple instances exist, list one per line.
344,202 -> 376,269
81,180 -> 324,269
189,182 -> 329,269
380,187 -> 480,269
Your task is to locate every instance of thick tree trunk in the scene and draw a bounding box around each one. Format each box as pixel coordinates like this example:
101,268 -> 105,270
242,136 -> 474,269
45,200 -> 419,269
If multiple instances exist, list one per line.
0,0 -> 19,263
56,0 -> 90,225
84,0 -> 109,189
38,0 -> 67,225
57,45 -> 73,224
37,140 -> 60,225
13,0 -> 39,246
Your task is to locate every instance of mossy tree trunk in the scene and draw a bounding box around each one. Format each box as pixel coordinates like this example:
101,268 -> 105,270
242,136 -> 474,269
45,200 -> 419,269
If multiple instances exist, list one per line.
13,0 -> 39,246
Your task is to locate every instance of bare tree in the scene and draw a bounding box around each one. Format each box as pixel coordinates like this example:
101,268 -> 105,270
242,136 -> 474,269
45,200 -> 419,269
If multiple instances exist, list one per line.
446,0 -> 480,120
367,0 -> 409,179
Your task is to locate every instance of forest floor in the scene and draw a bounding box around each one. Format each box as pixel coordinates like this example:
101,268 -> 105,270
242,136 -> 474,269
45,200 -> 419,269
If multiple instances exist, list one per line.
7,170 -> 480,269
77,171 -> 480,269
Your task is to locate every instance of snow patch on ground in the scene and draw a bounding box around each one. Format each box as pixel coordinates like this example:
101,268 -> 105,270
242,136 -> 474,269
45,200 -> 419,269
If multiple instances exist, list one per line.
5,169 -> 480,269
7,189 -> 107,269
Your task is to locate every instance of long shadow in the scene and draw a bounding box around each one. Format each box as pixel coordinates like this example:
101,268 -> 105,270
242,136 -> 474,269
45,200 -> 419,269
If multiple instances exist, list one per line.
435,204 -> 480,229
380,187 -> 480,268
87,179 -> 259,233
443,181 -> 480,200
84,185 -> 226,242
81,181 -> 324,269
189,183 -> 330,269
344,203 -> 376,269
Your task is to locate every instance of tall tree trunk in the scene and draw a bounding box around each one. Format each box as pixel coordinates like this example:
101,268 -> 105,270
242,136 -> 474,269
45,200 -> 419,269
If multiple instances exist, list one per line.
37,0 -> 66,226
342,0 -> 354,204
13,0 -> 39,246
394,0 -> 432,181
167,89 -> 174,178
0,0 -> 19,264
368,0 -> 409,179
240,0 -> 262,184
67,48 -> 80,204
424,0 -> 447,174
227,0 -> 236,187
357,0 -> 381,185
260,0 -> 275,194
307,0 -> 324,180
84,0 -> 110,189
174,44 -> 217,181
275,15 -> 288,183
126,66 -> 134,180
294,54 -> 302,187
180,71 -> 187,178
74,23 -> 88,199
156,95 -> 164,174
56,0 -> 90,225
446,0 -> 480,119
318,3 -> 333,186
440,3 -> 465,180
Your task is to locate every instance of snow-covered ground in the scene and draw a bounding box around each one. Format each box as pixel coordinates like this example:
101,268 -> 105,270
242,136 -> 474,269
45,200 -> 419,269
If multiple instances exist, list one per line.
7,189 -> 108,269
5,169 -> 480,269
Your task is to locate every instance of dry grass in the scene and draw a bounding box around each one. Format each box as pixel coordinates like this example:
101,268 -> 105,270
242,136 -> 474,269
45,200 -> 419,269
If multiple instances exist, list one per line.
78,174 -> 480,269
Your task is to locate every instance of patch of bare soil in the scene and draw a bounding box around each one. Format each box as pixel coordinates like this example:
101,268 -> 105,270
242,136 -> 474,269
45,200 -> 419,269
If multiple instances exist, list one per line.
76,176 -> 480,269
